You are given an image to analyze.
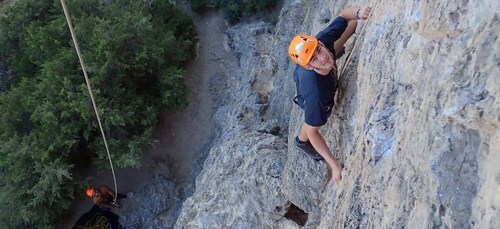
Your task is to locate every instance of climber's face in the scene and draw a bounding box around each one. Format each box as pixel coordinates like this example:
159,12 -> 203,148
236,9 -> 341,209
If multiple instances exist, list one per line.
93,190 -> 101,197
306,42 -> 335,72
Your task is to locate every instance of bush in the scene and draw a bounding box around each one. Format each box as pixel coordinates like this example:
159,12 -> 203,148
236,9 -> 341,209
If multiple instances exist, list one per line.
190,0 -> 208,12
188,0 -> 280,22
0,0 -> 196,227
214,0 -> 280,23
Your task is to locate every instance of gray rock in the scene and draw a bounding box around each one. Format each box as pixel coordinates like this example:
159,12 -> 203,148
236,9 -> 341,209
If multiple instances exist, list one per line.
319,9 -> 331,24
174,0 -> 500,228
175,132 -> 289,228
120,161 -> 180,228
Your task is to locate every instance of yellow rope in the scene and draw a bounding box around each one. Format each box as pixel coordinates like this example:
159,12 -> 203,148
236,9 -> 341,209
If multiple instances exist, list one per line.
339,1 -> 380,77
60,0 -> 118,201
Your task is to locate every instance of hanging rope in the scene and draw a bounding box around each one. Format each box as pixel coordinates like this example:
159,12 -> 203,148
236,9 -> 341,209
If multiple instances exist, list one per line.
339,1 -> 380,77
60,0 -> 118,201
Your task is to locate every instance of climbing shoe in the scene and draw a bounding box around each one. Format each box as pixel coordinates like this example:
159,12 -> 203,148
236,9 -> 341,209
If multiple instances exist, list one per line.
293,136 -> 324,161
126,192 -> 134,198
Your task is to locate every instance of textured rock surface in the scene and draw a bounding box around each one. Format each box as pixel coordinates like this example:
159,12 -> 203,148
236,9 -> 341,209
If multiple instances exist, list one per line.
119,161 -> 180,228
175,20 -> 297,227
175,133 -> 289,227
175,0 -> 499,228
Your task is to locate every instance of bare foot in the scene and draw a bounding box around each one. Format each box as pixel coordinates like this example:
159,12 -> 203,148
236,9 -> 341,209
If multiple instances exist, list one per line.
331,162 -> 343,184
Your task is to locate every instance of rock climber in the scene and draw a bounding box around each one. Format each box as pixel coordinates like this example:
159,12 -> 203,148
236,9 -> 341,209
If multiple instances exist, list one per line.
85,185 -> 134,209
288,6 -> 371,183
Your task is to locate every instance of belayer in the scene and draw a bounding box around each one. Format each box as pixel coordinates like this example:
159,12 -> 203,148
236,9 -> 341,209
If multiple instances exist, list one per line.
85,185 -> 134,209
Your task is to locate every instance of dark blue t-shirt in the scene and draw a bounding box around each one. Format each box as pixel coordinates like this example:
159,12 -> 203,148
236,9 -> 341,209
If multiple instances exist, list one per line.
293,16 -> 348,127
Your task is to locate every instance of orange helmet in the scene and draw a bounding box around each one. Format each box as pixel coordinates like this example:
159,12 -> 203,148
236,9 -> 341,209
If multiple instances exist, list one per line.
288,34 -> 318,66
85,187 -> 95,197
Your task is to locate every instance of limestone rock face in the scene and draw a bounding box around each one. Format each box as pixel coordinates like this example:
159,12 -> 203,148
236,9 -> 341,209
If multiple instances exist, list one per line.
175,0 -> 499,228
120,161 -> 180,228
175,19 -> 297,227
175,133 -> 289,227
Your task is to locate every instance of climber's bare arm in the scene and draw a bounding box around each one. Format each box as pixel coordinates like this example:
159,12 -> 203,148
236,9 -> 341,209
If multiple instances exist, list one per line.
340,7 -> 371,21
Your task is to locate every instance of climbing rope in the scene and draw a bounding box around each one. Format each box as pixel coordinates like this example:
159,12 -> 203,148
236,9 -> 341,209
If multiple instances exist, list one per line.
339,1 -> 380,77
60,0 -> 118,201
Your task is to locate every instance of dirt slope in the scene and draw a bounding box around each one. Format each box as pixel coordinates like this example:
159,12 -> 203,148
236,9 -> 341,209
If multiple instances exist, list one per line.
59,6 -> 234,228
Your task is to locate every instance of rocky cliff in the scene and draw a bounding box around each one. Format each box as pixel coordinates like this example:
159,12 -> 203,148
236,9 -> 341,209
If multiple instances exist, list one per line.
175,0 -> 499,228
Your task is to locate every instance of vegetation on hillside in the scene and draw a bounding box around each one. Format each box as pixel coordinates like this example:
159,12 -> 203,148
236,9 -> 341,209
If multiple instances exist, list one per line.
190,0 -> 280,23
0,0 -> 196,227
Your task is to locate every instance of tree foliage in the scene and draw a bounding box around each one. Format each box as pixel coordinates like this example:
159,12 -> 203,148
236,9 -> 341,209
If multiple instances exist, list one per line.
0,0 -> 196,227
190,0 -> 280,23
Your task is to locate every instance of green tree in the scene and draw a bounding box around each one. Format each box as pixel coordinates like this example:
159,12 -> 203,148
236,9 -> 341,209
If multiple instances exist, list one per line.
189,0 -> 209,12
0,0 -> 197,227
214,0 -> 280,23
188,0 -> 280,22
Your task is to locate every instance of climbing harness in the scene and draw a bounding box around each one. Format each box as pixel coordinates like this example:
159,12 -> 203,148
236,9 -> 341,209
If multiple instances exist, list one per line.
339,2 -> 380,78
60,0 -> 118,201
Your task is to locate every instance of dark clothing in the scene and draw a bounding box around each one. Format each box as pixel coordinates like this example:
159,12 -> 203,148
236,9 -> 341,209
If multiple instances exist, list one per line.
316,16 -> 349,50
294,65 -> 337,127
293,16 -> 348,126
73,205 -> 122,229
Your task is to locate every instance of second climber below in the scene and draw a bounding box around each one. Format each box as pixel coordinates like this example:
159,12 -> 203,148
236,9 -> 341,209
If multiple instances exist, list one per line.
86,185 -> 134,209
288,6 -> 371,183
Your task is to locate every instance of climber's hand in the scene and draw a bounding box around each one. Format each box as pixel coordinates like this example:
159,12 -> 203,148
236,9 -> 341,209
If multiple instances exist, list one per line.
358,7 -> 371,20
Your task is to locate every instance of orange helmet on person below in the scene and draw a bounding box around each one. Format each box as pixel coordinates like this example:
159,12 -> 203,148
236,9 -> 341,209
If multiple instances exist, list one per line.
85,187 -> 95,197
288,34 -> 318,67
